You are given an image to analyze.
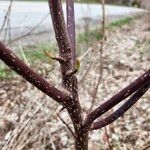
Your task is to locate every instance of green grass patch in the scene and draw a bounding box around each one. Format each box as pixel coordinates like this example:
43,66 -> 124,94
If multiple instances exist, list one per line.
0,17 -> 135,79
0,43 -> 56,78
77,29 -> 103,44
107,17 -> 134,29
77,16 -> 134,44
20,43 -> 57,62
0,66 -> 15,79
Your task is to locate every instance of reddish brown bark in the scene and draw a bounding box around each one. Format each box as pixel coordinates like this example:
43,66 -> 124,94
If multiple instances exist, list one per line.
48,1 -> 86,148
91,83 -> 150,130
84,70 -> 150,127
0,42 -> 70,105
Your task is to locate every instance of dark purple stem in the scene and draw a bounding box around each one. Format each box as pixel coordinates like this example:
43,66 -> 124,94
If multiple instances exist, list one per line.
48,0 -> 82,130
0,42 -> 70,105
91,83 -> 150,130
84,70 -> 150,126
66,0 -> 76,68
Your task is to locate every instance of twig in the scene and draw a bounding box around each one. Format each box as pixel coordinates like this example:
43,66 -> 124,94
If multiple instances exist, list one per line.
7,13 -> 50,45
92,1 -> 111,149
57,113 -> 76,138
44,50 -> 66,63
0,0 -> 13,35
104,126 -> 112,150
79,57 -> 95,83
88,0 -> 105,112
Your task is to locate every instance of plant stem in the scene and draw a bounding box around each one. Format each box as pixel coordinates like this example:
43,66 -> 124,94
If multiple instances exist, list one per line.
75,128 -> 89,150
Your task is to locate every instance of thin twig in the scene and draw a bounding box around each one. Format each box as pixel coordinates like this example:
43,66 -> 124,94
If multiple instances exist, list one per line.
57,113 -> 76,138
7,13 -> 50,45
79,57 -> 95,83
88,0 -> 105,112
0,0 -> 13,35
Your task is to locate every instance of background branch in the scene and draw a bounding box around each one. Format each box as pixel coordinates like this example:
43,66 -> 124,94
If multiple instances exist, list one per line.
0,0 -> 13,35
6,13 -> 50,45
57,113 -> 75,138
88,0 -> 105,112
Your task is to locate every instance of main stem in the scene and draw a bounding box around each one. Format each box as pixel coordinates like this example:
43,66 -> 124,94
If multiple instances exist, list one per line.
75,127 -> 89,150
48,1 -> 87,149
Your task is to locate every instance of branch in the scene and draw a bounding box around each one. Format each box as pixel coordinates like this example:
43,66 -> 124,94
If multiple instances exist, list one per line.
57,113 -> 75,138
88,0 -> 105,112
91,83 -> 150,130
66,0 -> 76,69
48,0 -> 71,58
0,42 -> 71,105
44,50 -> 66,63
48,0 -> 82,132
7,13 -> 50,45
79,58 -> 95,83
48,0 -> 76,89
84,69 -> 150,126
0,0 -> 13,35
